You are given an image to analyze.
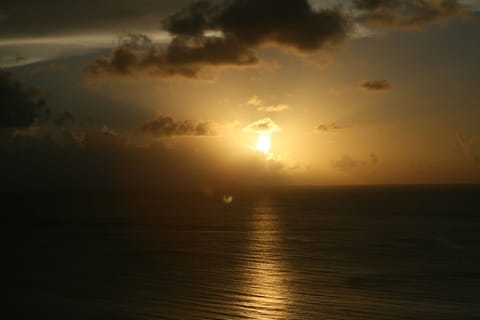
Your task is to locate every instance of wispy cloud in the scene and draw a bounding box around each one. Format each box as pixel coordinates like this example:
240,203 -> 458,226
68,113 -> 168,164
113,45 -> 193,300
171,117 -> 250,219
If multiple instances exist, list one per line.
360,79 -> 393,91
247,96 -> 263,107
246,96 -> 289,112
0,32 -> 170,68
257,104 -> 289,112
316,123 -> 346,132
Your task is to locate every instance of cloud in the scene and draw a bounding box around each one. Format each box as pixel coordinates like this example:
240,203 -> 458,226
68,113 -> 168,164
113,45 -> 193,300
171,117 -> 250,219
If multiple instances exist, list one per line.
257,104 -> 289,112
141,115 -> 218,137
0,123 -> 289,190
316,122 -> 345,132
353,0 -> 468,30
243,118 -> 280,134
164,0 -> 351,52
333,153 -> 379,171
87,0 -> 351,80
360,79 -> 392,91
86,0 -> 472,81
370,153 -> 379,165
86,33 -> 258,80
0,70 -> 49,128
334,155 -> 364,171
457,133 -> 480,167
54,111 -> 75,126
246,96 -> 288,112
247,96 -> 263,107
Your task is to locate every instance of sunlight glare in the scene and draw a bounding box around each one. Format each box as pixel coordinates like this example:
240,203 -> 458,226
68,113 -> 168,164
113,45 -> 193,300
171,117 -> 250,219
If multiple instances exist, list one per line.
256,134 -> 271,155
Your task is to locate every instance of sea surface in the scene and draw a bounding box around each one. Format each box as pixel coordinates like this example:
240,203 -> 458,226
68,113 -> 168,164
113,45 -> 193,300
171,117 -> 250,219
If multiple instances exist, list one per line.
11,185 -> 480,319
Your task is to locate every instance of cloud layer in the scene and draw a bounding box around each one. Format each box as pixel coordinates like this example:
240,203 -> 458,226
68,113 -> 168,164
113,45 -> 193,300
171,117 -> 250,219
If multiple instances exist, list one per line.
353,0 -> 466,29
141,115 -> 218,137
86,0 -> 472,80
0,0 -> 192,37
0,123 -> 288,189
1,0 -> 470,38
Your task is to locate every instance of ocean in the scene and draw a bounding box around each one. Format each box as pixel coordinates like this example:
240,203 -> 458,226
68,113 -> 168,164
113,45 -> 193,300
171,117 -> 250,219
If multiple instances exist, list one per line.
11,185 -> 480,319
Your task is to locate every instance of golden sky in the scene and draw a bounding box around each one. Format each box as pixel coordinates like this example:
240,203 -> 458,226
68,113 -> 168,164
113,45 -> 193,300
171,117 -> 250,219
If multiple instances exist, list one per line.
1,0 -> 480,188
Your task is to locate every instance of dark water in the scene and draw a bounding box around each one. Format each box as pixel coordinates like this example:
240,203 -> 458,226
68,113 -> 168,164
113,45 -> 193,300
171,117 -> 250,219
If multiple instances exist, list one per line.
10,186 -> 480,319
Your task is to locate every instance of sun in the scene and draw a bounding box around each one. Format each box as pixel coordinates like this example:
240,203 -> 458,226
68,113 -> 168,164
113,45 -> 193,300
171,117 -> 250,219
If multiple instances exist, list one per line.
255,134 -> 271,155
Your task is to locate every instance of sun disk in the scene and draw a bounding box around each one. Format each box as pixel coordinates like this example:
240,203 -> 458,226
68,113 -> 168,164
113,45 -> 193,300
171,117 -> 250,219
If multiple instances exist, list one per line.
255,134 -> 271,155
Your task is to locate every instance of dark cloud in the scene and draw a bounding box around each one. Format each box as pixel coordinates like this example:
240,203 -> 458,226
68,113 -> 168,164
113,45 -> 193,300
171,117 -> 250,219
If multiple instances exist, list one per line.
165,0 -> 351,52
141,115 -> 218,137
316,123 -> 345,132
86,0 -> 471,81
0,124 -> 288,189
164,0 -> 217,36
54,112 -> 75,126
87,0 -> 351,80
0,70 -> 48,128
360,79 -> 392,91
1,0 -> 468,39
86,33 -> 257,80
353,0 -> 467,29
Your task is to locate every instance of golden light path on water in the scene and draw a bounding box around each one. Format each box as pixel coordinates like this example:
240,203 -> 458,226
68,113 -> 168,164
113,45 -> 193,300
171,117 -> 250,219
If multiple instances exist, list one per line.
236,201 -> 289,319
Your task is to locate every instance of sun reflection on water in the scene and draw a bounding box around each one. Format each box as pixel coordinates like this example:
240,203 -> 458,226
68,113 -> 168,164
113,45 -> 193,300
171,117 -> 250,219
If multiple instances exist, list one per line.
237,201 -> 289,319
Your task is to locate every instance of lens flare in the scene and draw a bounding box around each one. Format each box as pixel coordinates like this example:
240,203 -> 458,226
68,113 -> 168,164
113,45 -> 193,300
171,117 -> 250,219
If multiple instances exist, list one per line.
223,195 -> 234,204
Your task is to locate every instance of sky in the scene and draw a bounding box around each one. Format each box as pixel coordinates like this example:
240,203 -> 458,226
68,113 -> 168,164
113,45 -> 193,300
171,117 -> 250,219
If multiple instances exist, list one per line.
1,0 -> 480,189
